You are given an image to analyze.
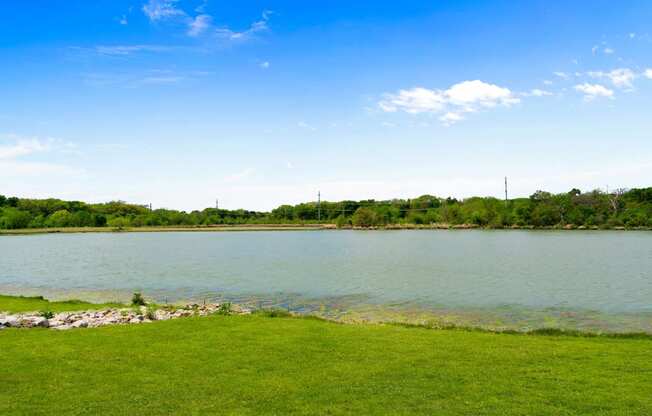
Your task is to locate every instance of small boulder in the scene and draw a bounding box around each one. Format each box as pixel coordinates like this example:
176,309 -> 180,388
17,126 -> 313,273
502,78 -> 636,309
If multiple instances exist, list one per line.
70,320 -> 89,329
1,316 -> 19,327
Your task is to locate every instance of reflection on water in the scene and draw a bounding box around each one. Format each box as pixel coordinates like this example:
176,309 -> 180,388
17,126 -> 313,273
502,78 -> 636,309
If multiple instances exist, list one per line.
1,230 -> 651,333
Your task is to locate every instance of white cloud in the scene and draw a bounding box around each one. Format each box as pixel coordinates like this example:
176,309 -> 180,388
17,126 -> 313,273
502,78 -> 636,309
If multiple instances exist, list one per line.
439,112 -> 463,126
187,14 -> 212,36
142,1 -> 272,43
142,0 -> 185,21
521,88 -> 554,97
260,61 -> 270,69
119,15 -> 128,25
138,76 -> 184,85
286,162 -> 294,169
297,121 -> 317,131
603,47 -> 615,54
574,83 -> 614,101
0,137 -> 50,159
94,45 -> 171,56
215,11 -> 270,41
445,80 -> 520,107
527,89 -> 553,97
543,80 -> 553,86
645,69 -> 652,79
553,71 -> 570,80
378,80 -> 519,124
379,87 -> 446,114
0,135 -> 81,177
587,68 -> 636,89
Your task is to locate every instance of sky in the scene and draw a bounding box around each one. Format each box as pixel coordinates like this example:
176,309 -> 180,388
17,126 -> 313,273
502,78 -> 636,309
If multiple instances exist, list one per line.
1,0 -> 651,211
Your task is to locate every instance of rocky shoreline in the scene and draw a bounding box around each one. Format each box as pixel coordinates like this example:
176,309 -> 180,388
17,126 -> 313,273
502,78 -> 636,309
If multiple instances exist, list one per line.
0,303 -> 251,331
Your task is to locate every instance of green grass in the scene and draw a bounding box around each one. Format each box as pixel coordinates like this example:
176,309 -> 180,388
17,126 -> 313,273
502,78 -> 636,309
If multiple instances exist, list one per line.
1,312 -> 651,414
0,294 -> 124,313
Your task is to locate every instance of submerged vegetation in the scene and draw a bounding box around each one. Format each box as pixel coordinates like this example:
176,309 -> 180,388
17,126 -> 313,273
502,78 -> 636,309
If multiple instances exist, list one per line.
1,187 -> 651,230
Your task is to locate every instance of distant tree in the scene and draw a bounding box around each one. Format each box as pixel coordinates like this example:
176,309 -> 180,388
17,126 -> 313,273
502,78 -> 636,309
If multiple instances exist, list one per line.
352,207 -> 378,227
0,208 -> 32,229
47,210 -> 73,227
335,215 -> 350,228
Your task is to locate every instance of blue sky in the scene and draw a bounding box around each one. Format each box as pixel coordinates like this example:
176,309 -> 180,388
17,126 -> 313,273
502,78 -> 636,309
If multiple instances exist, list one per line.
1,0 -> 651,211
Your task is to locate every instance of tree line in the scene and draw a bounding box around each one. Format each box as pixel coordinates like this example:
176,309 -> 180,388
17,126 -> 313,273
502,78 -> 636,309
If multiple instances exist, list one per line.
1,187 -> 651,230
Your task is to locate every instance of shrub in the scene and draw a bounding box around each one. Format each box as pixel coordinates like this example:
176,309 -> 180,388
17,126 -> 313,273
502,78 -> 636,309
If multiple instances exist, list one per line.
131,292 -> 147,306
39,310 -> 54,319
255,308 -> 292,318
145,305 -> 157,320
335,215 -> 350,228
352,207 -> 379,227
217,302 -> 232,315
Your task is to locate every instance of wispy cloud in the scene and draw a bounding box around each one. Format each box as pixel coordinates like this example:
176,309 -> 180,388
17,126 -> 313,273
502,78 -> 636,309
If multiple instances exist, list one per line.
187,14 -> 212,37
93,44 -> 172,56
0,134 -> 81,177
523,89 -> 553,97
81,69 -> 204,87
378,80 -> 520,125
141,1 -> 272,44
574,83 -> 614,101
138,75 -> 185,85
259,61 -> 270,69
0,136 -> 50,160
142,0 -> 185,21
592,42 -> 615,56
645,69 -> 652,79
297,121 -> 317,131
587,68 -> 636,89
214,11 -> 271,41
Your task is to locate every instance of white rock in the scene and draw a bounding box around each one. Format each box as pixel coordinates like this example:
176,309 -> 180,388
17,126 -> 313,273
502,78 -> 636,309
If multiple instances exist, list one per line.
70,320 -> 88,328
53,325 -> 72,330
3,316 -> 19,327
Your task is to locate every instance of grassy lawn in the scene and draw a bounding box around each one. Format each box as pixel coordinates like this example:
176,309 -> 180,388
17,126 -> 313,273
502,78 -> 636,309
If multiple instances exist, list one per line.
0,295 -> 123,313
1,296 -> 651,415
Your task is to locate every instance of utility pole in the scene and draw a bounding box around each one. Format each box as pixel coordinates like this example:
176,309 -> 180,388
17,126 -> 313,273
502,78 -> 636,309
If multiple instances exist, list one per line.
149,203 -> 152,211
317,191 -> 321,222
504,177 -> 508,206
215,199 -> 219,210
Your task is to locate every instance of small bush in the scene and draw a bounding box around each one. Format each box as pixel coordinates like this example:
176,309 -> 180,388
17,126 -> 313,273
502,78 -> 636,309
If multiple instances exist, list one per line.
255,308 -> 292,318
39,310 -> 54,319
145,305 -> 157,320
131,292 -> 147,306
217,302 -> 232,315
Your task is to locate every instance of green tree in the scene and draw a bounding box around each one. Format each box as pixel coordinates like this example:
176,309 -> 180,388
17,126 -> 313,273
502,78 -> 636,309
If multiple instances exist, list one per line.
352,207 -> 378,227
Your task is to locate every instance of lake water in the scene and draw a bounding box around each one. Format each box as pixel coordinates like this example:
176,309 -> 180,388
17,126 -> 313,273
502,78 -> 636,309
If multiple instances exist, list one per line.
1,230 -> 651,332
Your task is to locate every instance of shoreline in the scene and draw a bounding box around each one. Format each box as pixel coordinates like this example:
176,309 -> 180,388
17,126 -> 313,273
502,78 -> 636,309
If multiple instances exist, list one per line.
1,223 -> 651,236
2,294 -> 651,338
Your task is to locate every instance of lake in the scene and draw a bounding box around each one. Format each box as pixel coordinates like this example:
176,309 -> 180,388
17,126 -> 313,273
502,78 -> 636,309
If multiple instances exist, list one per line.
1,230 -> 651,332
